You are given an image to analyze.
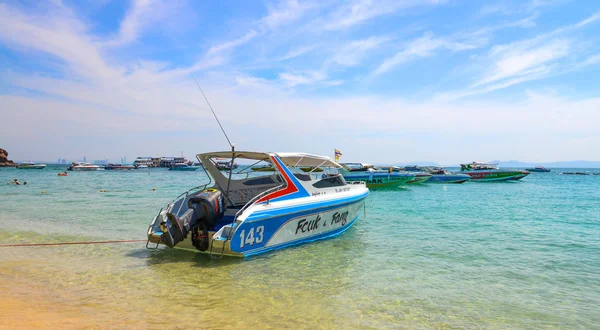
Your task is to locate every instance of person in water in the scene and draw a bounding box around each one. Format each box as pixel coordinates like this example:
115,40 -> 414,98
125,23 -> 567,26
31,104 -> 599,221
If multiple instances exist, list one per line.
23,181 -> 27,185
8,179 -> 20,185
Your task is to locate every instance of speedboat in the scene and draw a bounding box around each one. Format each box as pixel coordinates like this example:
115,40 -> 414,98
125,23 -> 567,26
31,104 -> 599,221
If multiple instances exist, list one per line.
135,165 -> 149,169
104,163 -> 135,170
146,151 -> 369,257
299,167 -> 323,173
526,166 -> 551,172
399,165 -> 433,184
67,162 -> 99,171
251,164 -> 275,172
421,167 -> 471,184
169,163 -> 199,171
460,162 -> 529,181
214,159 -> 238,171
17,161 -> 47,169
339,163 -> 414,188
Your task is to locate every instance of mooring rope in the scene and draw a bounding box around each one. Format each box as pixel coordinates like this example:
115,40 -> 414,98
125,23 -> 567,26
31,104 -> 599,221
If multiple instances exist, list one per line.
0,239 -> 146,248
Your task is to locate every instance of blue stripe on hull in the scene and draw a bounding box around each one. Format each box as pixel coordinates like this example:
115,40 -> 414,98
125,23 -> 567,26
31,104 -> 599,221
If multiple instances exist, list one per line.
242,215 -> 360,257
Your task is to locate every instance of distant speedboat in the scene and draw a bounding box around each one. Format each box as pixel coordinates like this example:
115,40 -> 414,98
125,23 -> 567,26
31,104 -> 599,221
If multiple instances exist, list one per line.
340,163 -> 414,188
68,162 -> 99,171
299,167 -> 324,173
104,163 -> 135,170
135,165 -> 149,169
169,163 -> 199,171
17,161 -> 47,169
526,166 -> 551,172
399,165 -> 433,184
415,166 -> 471,184
251,164 -> 275,172
214,159 -> 238,171
460,162 -> 529,181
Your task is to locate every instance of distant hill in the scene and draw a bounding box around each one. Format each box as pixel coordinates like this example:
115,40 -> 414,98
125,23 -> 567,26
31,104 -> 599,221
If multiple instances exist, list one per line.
490,160 -> 600,168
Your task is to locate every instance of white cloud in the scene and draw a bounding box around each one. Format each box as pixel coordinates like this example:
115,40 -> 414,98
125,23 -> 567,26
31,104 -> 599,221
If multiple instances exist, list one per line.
277,45 -> 318,61
207,30 -> 258,55
0,3 -> 121,81
472,39 -> 570,88
323,0 -> 445,31
374,32 -> 485,75
100,0 -> 193,47
329,36 -> 389,66
261,0 -> 317,31
279,70 -> 328,87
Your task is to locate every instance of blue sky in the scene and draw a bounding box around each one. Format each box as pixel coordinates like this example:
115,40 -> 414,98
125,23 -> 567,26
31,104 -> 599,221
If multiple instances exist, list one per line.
1,0 -> 599,164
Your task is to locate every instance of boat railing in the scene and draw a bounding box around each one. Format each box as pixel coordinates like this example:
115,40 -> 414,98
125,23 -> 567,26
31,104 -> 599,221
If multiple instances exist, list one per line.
227,183 -> 285,237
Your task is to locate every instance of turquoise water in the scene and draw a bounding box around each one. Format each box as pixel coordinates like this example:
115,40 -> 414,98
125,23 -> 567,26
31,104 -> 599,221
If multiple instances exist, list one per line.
1,166 -> 599,328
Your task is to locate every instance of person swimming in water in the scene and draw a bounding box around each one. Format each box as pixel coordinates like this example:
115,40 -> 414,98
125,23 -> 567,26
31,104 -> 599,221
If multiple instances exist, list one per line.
8,178 -> 20,185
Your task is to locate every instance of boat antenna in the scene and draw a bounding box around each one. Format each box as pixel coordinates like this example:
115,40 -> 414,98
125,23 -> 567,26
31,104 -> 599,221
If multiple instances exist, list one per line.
192,74 -> 233,150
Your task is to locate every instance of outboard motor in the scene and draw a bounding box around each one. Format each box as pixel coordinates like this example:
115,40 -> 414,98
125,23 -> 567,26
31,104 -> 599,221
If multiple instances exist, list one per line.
160,188 -> 225,249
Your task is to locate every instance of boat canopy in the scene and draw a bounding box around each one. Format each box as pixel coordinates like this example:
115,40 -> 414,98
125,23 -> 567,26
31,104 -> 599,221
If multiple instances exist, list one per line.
197,151 -> 341,168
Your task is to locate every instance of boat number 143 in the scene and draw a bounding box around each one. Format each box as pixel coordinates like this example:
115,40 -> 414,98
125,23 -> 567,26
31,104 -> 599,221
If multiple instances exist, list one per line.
239,226 -> 264,248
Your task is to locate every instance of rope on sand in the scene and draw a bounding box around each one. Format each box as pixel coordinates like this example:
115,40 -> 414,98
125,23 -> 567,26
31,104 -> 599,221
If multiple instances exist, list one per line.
0,239 -> 146,248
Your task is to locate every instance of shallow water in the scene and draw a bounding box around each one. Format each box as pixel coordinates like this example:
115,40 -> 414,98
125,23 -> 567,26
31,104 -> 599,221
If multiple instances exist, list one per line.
1,166 -> 599,328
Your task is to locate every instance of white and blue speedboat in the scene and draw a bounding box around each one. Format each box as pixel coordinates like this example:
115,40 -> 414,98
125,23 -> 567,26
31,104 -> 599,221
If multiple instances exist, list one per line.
146,151 -> 369,257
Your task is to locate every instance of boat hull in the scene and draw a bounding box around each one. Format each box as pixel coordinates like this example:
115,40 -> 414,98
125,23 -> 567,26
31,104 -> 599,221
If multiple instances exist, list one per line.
407,174 -> 431,184
462,170 -> 529,181
150,192 -> 368,257
169,167 -> 199,171
342,173 -> 414,188
426,174 -> 471,184
17,165 -> 46,169
526,168 -> 551,172
71,167 -> 99,171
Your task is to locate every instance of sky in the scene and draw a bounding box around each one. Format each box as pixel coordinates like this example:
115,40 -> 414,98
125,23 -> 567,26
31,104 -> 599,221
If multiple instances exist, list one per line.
1,0 -> 599,164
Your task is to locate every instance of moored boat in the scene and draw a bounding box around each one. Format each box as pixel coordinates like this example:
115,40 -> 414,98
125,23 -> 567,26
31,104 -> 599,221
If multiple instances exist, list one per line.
460,162 -> 529,181
17,161 -> 47,169
68,162 -> 99,171
526,166 -> 551,172
146,151 -> 369,257
169,163 -> 199,171
422,167 -> 471,184
339,163 -> 414,188
399,165 -> 433,184
214,159 -> 238,171
251,164 -> 275,172
104,163 -> 135,170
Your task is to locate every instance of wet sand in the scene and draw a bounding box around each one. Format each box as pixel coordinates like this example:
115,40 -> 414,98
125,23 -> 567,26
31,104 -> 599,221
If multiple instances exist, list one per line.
0,267 -> 147,329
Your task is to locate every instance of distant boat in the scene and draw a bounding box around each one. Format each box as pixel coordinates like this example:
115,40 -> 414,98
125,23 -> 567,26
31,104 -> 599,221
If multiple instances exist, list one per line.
169,163 -> 199,171
17,161 -> 47,169
526,166 -> 551,172
340,163 -> 414,188
412,166 -> 471,184
135,165 -> 149,169
251,164 -> 275,172
398,165 -> 433,184
214,159 -> 238,171
460,162 -> 529,181
299,167 -> 324,173
104,163 -> 135,170
68,162 -> 99,171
